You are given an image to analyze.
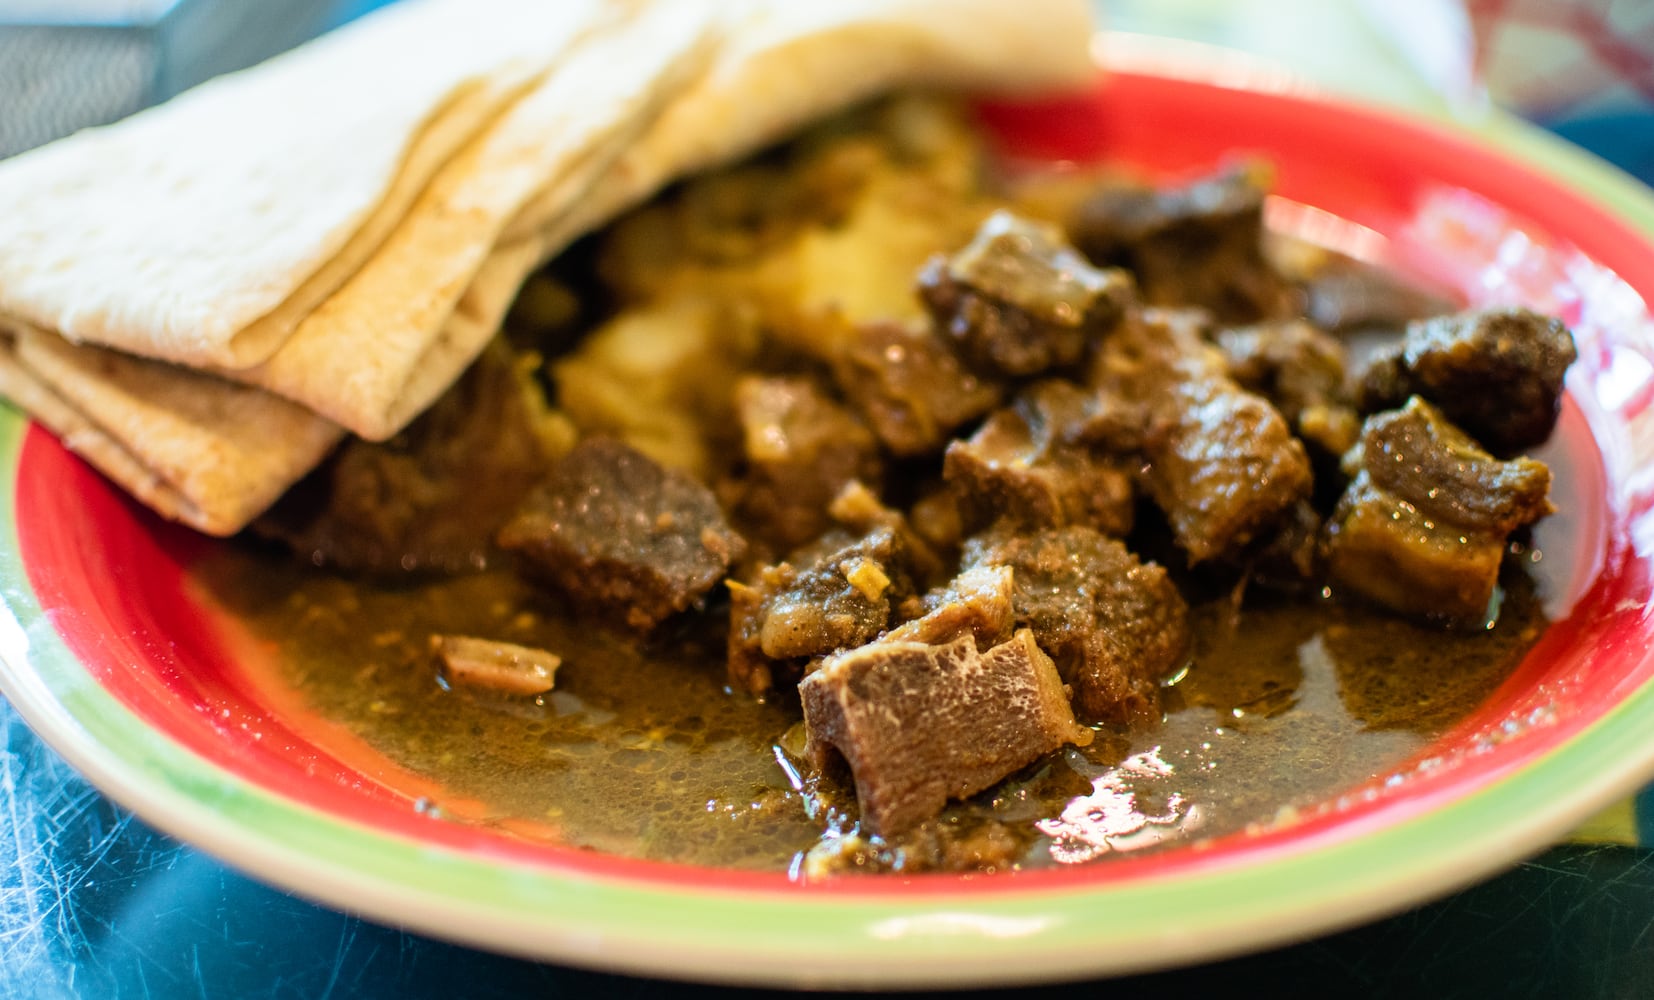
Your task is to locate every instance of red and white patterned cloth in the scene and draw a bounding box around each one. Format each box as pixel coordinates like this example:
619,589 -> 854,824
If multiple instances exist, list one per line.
1466,0 -> 1654,120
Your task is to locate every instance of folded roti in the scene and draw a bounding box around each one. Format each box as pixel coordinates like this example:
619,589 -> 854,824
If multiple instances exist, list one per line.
0,325 -> 343,535
0,0 -> 615,369
0,0 -> 1099,537
0,231 -> 542,536
224,0 -> 1097,441
388,238 -> 550,438
219,0 -> 723,440
507,0 -> 1099,244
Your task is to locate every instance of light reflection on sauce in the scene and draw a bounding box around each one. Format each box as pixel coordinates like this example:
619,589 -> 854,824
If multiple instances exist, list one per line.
1037,747 -> 1200,863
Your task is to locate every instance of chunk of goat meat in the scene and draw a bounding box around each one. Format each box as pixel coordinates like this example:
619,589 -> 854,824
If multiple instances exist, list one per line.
800,630 -> 1093,837
496,438 -> 744,630
830,319 -> 1002,456
944,380 -> 1137,537
1093,308 -> 1313,563
905,483 -> 969,558
1234,499 -> 1324,589
1324,397 -> 1554,623
882,563 -> 1015,648
1070,161 -> 1294,323
825,480 -> 947,586
257,339 -> 552,575
964,525 -> 1190,725
1356,307 -> 1576,455
1353,398 -> 1555,531
432,635 -> 560,696
720,375 -> 882,555
917,210 -> 1133,377
1286,246 -> 1458,333
726,527 -> 918,695
1216,319 -> 1360,457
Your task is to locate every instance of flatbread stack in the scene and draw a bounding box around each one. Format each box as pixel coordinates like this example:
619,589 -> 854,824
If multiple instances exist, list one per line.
0,0 -> 1097,536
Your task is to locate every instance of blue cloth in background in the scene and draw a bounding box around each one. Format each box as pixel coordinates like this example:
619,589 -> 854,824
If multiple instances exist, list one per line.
1547,113 -> 1654,188
325,0 -> 397,28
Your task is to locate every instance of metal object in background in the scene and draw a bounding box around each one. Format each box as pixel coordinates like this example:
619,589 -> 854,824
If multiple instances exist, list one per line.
0,0 -> 344,158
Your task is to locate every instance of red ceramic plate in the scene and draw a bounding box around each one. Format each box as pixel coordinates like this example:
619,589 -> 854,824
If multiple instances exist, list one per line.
3,37 -> 1654,988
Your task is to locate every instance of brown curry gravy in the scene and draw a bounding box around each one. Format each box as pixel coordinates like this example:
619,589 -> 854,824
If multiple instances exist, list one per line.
191,545 -> 1548,873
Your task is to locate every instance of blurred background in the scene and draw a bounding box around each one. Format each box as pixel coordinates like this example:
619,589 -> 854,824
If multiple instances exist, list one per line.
0,0 -> 375,157
4,0 -> 1650,176
1101,0 -> 1654,184
2,1 -> 1653,997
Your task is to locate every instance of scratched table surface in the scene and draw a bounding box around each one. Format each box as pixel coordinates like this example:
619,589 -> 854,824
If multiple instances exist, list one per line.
7,1 -> 1654,997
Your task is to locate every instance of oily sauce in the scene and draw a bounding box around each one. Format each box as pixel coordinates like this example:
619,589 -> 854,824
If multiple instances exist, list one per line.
191,543 -> 1548,873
